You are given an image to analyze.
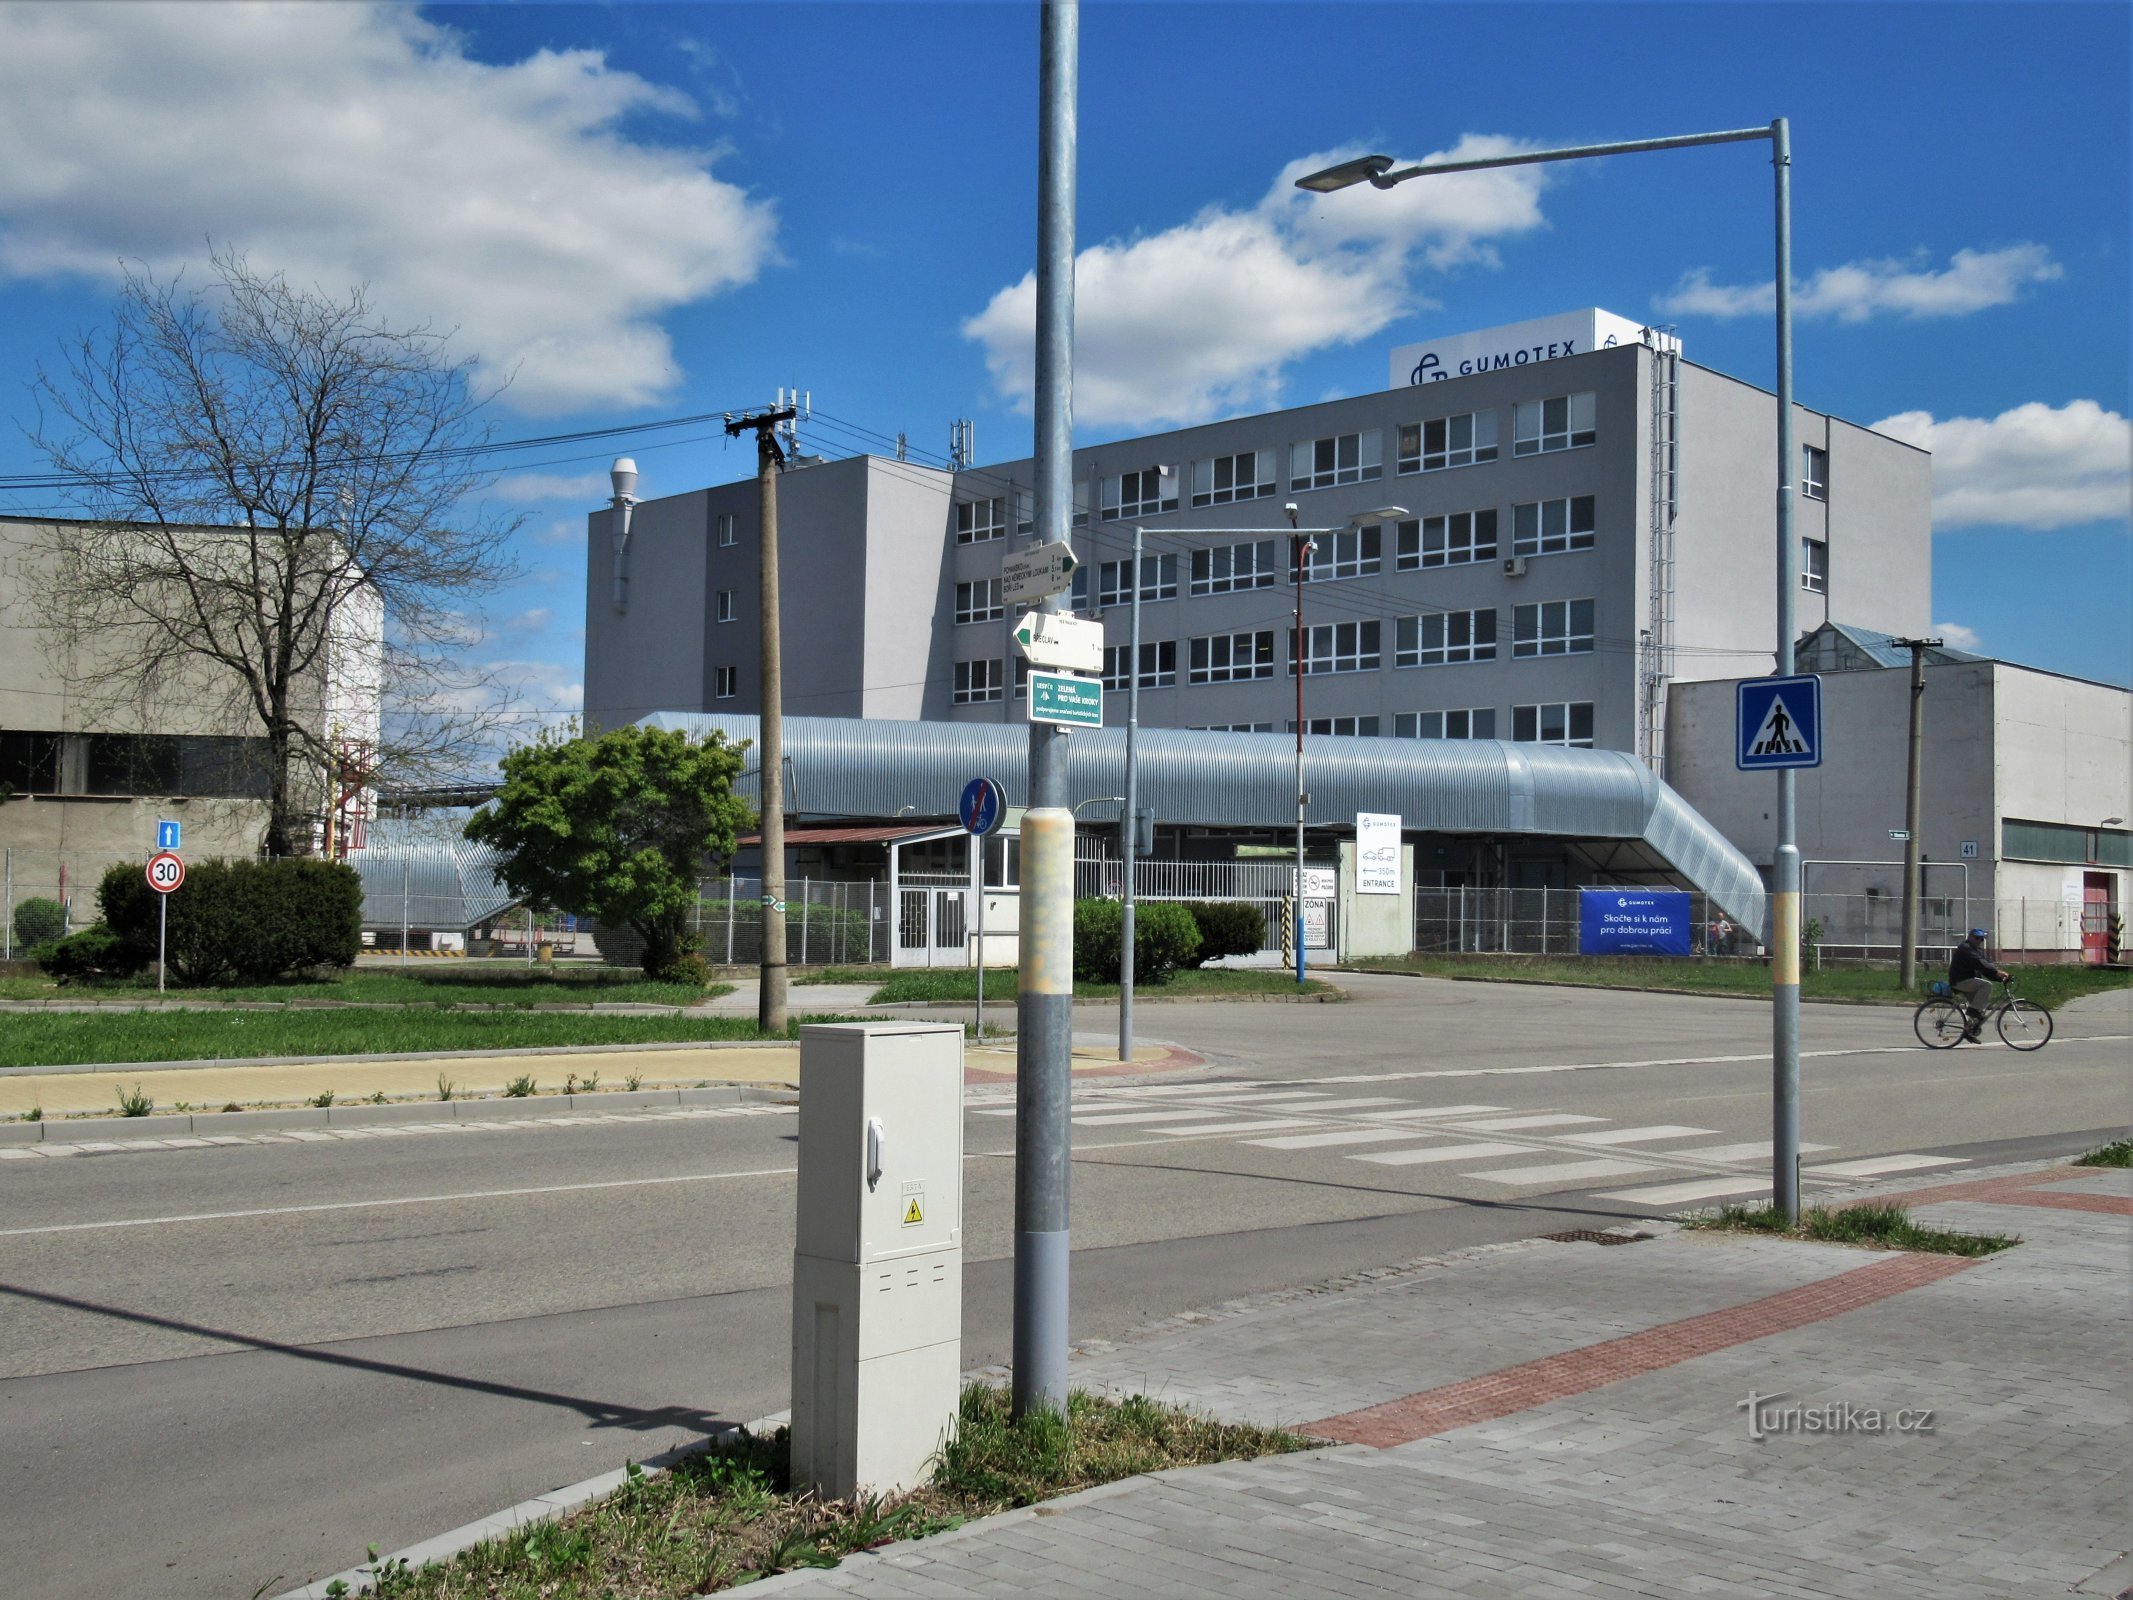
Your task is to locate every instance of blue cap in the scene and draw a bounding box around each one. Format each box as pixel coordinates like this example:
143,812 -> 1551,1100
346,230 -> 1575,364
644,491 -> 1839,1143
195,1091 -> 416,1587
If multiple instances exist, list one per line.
1968,928 -> 1990,939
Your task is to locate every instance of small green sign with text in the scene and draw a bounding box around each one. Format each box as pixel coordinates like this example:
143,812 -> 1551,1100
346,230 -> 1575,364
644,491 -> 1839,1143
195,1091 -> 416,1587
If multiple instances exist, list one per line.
1027,669 -> 1102,728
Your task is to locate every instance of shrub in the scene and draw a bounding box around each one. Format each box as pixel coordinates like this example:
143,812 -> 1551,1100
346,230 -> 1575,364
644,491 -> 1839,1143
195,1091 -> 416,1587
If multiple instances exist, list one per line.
1184,901 -> 1268,967
1072,897 -> 1201,985
99,858 -> 361,985
653,951 -> 713,988
36,923 -> 149,981
12,896 -> 67,951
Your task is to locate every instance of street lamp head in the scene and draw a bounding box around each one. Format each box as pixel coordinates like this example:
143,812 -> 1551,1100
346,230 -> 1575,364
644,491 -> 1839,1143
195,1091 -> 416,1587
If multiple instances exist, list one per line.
1294,154 -> 1396,193
609,457 -> 639,503
1356,505 -> 1410,524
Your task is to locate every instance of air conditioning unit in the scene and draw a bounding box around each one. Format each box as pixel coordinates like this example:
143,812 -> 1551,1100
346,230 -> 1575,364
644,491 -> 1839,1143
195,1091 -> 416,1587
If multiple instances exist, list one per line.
1503,556 -> 1528,578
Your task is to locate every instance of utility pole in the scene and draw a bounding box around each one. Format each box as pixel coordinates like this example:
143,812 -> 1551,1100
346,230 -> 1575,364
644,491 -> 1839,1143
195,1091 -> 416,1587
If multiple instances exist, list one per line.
1894,637 -> 1940,989
1770,116 -> 1802,1223
1014,0 -> 1076,1423
726,405 -> 797,1033
1287,503 -> 1314,986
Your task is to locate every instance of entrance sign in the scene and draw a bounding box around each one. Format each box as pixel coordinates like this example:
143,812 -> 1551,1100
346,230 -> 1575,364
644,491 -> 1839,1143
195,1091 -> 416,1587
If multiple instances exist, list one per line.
1012,610 -> 1103,673
157,820 -> 181,851
1737,675 -> 1822,770
1001,541 -> 1079,605
959,777 -> 1005,837
1027,670 -> 1101,729
1356,813 -> 1401,895
145,852 -> 186,894
1579,889 -> 1692,955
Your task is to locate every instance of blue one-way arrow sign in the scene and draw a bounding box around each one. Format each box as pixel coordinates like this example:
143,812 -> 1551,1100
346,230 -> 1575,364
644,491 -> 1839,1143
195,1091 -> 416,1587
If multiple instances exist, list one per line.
1737,674 -> 1823,770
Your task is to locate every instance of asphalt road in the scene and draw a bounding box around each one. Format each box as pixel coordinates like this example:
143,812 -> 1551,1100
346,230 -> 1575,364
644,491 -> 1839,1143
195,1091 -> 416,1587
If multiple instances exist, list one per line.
1,973 -> 2124,1598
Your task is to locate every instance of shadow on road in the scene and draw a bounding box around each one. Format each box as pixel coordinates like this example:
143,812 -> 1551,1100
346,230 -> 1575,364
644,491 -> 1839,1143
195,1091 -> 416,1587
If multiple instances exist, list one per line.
0,1280 -> 737,1436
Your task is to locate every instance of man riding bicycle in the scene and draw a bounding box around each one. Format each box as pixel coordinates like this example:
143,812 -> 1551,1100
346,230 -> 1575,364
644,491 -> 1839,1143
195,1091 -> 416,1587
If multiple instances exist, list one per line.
1949,928 -> 2010,1043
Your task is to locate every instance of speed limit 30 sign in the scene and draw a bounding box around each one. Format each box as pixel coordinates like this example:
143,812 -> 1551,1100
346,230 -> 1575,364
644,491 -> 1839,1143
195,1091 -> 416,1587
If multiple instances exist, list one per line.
146,851 -> 186,894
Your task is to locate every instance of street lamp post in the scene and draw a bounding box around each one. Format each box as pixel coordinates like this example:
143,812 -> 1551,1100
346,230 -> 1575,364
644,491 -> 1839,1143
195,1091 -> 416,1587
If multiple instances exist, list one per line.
1298,119 -> 1803,1219
1126,509 -> 1405,996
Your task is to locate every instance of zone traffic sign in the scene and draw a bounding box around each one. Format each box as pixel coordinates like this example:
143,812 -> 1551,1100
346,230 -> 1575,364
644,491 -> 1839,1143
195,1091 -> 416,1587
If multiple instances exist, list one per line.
146,851 -> 186,894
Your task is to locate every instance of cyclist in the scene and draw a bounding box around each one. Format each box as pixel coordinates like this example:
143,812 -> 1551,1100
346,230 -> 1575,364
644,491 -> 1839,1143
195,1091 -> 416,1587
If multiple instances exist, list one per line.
1948,928 -> 2010,1043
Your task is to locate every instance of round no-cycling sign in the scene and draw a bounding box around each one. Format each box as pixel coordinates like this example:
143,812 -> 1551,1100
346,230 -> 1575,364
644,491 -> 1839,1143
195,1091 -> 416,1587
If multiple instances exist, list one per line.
959,777 -> 1005,836
145,851 -> 186,894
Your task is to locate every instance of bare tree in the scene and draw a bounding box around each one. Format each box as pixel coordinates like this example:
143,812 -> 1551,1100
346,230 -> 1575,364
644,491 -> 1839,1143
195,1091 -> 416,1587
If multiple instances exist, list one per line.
30,250 -> 520,856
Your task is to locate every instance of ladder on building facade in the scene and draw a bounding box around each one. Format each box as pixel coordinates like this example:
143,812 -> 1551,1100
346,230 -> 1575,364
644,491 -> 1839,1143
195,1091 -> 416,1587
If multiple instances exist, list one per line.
1641,329 -> 1681,774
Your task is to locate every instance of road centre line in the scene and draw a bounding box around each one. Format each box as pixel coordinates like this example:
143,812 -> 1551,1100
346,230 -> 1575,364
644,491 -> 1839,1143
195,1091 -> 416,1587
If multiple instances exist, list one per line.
0,1166 -> 801,1237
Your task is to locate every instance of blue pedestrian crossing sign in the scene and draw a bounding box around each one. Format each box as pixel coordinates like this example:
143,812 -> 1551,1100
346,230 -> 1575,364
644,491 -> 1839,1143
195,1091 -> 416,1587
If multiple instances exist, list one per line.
1737,674 -> 1823,770
156,819 -> 181,851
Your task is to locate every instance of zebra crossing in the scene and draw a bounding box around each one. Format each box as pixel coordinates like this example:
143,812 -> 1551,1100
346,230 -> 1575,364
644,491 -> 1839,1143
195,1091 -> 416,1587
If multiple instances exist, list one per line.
971,1080 -> 1969,1204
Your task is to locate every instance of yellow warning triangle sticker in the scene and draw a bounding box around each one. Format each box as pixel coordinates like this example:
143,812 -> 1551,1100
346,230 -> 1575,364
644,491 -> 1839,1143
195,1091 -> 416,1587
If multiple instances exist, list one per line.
902,1198 -> 924,1225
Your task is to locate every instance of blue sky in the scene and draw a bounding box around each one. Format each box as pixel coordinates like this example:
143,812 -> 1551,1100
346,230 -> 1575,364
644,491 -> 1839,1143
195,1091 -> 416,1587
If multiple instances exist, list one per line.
0,0 -> 2125,726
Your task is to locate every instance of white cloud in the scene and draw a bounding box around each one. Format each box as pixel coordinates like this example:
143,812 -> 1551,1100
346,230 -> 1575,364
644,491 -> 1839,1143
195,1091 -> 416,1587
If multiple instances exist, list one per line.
1656,245 -> 2062,323
533,516 -> 588,549
0,3 -> 777,413
962,138 -> 1549,430
502,608 -> 554,635
492,472 -> 613,505
1933,621 -> 1983,651
1871,400 -> 2130,531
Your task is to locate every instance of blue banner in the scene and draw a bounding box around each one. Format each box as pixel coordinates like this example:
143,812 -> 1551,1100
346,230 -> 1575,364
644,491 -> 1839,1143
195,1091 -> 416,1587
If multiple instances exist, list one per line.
1579,889 -> 1692,956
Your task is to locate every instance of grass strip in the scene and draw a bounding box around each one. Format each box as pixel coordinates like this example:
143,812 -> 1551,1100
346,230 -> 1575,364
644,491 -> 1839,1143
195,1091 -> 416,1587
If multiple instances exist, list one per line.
0,1010 -> 878,1070
1349,953 -> 2127,1012
0,969 -> 728,1007
337,1384 -> 1308,1599
2075,1139 -> 2132,1168
1681,1201 -> 2017,1257
798,965 -> 1336,1004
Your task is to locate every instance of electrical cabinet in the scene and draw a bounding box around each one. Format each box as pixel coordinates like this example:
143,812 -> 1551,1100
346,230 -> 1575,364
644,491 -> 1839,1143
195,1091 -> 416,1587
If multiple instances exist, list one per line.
790,1022 -> 964,1499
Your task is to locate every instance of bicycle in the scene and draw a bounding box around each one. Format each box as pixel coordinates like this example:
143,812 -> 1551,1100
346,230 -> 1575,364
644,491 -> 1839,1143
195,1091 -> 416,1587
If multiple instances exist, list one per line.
1913,976 -> 2053,1051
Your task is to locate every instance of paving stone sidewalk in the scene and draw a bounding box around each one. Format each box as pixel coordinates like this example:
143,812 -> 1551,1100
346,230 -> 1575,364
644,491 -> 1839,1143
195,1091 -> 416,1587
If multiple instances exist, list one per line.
761,1163 -> 2131,1599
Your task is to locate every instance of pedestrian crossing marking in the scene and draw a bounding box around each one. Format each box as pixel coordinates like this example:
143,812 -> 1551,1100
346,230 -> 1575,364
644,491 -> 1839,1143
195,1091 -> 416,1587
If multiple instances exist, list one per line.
1557,1125 -> 1718,1147
1358,1104 -> 1508,1120
1670,1140 -> 1834,1163
1353,1141 -> 1530,1167
1595,1177 -> 1775,1206
1455,1113 -> 1608,1132
1245,1128 -> 1437,1151
1466,1156 -> 1664,1186
1156,1117 -> 1330,1137
1805,1154 -> 1966,1178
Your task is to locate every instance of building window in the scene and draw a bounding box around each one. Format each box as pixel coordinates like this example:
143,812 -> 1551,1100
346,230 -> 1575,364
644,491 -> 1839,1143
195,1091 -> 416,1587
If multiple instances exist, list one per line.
1512,598 -> 1596,657
1189,629 -> 1276,684
1101,467 -> 1179,521
1802,538 -> 1828,594
1803,445 -> 1828,501
1289,430 -> 1383,491
1102,640 -> 1177,690
1513,701 -> 1595,747
1396,609 -> 1497,667
1013,657 -> 1032,699
1069,567 -> 1090,611
1097,553 -> 1178,607
1397,510 -> 1498,570
1291,620 -> 1381,675
953,659 -> 1003,703
1397,411 -> 1500,474
716,512 -> 738,547
1190,538 -> 1278,595
955,497 -> 1006,544
0,730 -> 62,794
715,589 -> 737,623
954,578 -> 1004,624
1192,721 -> 1274,733
714,665 -> 739,699
1302,526 -> 1380,582
1511,392 -> 1597,456
1014,487 -> 1034,537
1396,708 -> 1497,739
1512,495 -> 1597,557
1191,451 -> 1277,507
1290,716 -> 1381,736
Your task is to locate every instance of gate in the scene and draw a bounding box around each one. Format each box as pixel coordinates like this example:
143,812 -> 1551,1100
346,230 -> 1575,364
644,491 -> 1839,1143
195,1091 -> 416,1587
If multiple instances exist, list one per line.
1075,849 -> 1336,962
894,874 -> 969,967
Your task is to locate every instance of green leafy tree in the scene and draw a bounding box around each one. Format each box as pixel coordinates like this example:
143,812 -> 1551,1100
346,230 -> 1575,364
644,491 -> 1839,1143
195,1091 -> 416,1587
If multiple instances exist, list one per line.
466,724 -> 756,977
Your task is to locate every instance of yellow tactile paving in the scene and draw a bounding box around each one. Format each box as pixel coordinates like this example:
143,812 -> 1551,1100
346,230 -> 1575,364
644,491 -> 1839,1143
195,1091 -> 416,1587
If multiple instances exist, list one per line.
0,1046 -> 800,1119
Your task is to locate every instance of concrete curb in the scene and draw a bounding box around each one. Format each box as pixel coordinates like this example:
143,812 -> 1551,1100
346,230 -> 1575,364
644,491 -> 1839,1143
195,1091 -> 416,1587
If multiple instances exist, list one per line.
0,1036 -> 807,1079
0,1082 -> 794,1143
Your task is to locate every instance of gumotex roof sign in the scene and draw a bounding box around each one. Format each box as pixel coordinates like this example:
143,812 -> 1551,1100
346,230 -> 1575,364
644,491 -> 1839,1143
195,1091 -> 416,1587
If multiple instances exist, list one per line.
1389,309 -> 1672,388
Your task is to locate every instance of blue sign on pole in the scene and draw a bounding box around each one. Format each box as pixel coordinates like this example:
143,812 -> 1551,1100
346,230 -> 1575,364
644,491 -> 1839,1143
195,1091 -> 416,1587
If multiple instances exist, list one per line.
1579,889 -> 1693,955
959,777 -> 1005,836
157,819 -> 181,851
1736,674 -> 1823,770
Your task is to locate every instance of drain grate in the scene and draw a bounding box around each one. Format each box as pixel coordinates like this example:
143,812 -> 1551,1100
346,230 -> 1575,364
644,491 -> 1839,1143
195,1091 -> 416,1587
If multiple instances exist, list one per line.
1541,1229 -> 1653,1246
